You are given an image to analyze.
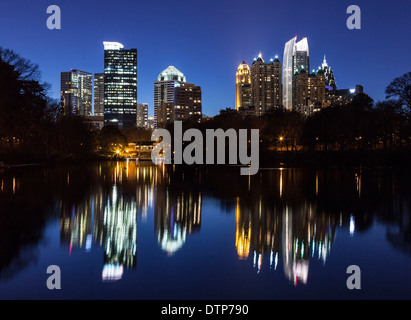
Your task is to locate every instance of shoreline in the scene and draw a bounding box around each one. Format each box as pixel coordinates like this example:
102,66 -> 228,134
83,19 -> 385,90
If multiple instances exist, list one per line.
2,149 -> 411,170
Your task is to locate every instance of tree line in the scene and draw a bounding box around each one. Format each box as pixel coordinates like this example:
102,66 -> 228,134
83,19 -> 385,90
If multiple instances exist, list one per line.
172,75 -> 411,153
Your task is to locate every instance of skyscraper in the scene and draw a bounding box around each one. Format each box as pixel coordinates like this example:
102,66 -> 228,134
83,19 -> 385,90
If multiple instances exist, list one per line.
174,83 -> 202,120
293,38 -> 310,74
235,61 -> 252,111
103,42 -> 137,128
292,69 -> 325,115
61,69 -> 93,116
147,116 -> 155,130
154,66 -> 186,127
157,103 -> 174,126
137,103 -> 149,128
94,73 -> 104,117
250,53 -> 282,116
320,55 -> 336,90
282,36 -> 310,110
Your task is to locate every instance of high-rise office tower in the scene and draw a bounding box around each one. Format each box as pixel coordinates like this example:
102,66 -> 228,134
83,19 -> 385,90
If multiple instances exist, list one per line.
137,103 -> 149,128
147,116 -> 155,130
292,69 -> 325,115
157,103 -> 175,126
293,38 -> 310,74
320,55 -> 336,90
61,69 -> 93,116
154,66 -> 186,127
235,61 -> 252,111
174,83 -> 202,121
94,73 -> 104,117
250,53 -> 282,116
103,42 -> 137,128
282,36 -> 310,110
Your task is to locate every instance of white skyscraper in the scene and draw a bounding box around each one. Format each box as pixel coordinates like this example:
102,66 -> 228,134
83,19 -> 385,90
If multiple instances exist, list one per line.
282,36 -> 310,110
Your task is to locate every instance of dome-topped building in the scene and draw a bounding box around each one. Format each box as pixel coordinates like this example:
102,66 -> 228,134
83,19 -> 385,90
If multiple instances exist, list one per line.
158,66 -> 186,82
236,61 -> 252,111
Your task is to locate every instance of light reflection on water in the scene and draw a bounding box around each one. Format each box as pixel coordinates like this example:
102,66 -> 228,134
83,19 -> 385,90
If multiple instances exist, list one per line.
0,161 -> 410,299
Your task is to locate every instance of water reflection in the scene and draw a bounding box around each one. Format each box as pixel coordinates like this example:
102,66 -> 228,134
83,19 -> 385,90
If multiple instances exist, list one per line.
102,186 -> 137,281
1,162 -> 411,292
59,162 -> 157,281
235,193 -> 336,285
58,162 -> 203,280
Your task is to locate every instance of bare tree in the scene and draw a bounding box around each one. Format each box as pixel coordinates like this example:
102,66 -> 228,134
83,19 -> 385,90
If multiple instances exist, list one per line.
0,47 -> 41,81
385,72 -> 411,114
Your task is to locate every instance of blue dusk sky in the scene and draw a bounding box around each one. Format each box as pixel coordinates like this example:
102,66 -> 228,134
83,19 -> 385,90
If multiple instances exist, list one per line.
0,0 -> 410,116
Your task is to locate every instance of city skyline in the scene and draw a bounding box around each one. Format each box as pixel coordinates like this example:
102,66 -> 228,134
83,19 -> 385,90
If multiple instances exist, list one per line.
1,0 -> 410,117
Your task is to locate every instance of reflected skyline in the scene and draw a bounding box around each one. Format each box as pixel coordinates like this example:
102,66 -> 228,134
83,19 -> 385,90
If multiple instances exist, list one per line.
235,193 -> 336,285
1,162 -> 411,298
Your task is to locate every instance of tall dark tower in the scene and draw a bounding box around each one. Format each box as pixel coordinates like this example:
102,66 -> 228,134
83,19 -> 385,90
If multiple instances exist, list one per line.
61,69 -> 92,116
103,42 -> 137,128
250,53 -> 282,116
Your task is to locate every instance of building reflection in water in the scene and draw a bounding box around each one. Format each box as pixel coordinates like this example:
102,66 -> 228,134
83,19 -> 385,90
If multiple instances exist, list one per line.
102,185 -> 137,282
59,161 -> 203,280
56,163 -> 407,286
4,159 -> 411,293
154,167 -> 202,256
234,168 -> 337,286
60,161 -> 159,282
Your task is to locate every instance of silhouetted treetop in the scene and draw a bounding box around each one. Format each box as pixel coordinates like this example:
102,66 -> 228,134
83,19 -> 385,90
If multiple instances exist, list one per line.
385,71 -> 411,114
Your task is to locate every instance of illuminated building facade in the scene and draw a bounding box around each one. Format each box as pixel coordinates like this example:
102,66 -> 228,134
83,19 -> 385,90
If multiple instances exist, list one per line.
174,83 -> 202,120
103,42 -> 138,128
94,73 -> 104,117
293,38 -> 310,75
292,69 -> 326,115
147,116 -> 155,130
157,102 -> 174,126
282,36 -> 310,110
61,69 -> 93,116
137,103 -> 149,128
250,53 -> 282,116
154,66 -> 186,127
320,55 -> 336,90
235,61 -> 252,111
325,84 -> 365,107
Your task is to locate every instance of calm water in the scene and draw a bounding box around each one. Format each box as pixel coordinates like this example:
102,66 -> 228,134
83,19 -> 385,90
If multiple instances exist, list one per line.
0,161 -> 410,299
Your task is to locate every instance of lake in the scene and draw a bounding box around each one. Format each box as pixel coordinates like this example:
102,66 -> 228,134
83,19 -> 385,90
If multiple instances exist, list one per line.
0,161 -> 410,299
